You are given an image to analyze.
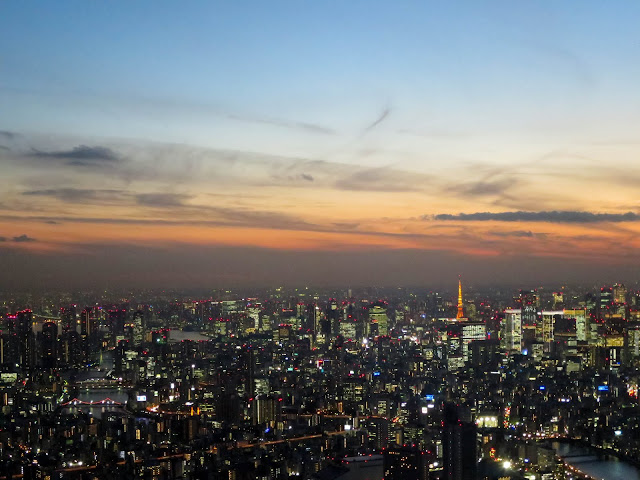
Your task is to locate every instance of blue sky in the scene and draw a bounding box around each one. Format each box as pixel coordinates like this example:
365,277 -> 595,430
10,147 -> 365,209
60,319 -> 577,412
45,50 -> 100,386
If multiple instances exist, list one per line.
2,2 -> 640,288
4,1 -> 639,150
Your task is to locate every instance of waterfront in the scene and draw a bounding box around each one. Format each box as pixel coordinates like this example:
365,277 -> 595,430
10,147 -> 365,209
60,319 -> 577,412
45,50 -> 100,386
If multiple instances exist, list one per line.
552,442 -> 640,480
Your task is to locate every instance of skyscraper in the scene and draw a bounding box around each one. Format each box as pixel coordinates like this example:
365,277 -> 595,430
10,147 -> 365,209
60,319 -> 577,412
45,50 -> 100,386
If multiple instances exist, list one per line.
41,321 -> 58,369
501,309 -> 522,354
369,303 -> 388,336
17,310 -> 35,370
519,290 -> 539,326
443,403 -> 477,480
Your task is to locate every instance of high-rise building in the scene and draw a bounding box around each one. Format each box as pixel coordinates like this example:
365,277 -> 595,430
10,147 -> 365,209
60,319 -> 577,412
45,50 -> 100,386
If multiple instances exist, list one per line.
250,395 -> 280,427
500,309 -> 522,353
540,311 -> 562,353
565,308 -> 588,342
369,303 -> 388,336
384,445 -> 428,480
426,292 -> 446,319
17,310 -> 35,370
613,283 -> 627,304
461,322 -> 486,361
80,307 -> 92,337
599,287 -> 614,319
519,290 -> 539,326
625,323 -> 640,365
363,416 -> 389,449
552,291 -> 564,309
60,306 -> 76,334
41,321 -> 58,369
443,403 -> 477,480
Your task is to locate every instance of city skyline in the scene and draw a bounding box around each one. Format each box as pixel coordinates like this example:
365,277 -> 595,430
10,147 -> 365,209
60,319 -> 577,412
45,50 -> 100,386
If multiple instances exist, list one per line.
2,2 -> 640,289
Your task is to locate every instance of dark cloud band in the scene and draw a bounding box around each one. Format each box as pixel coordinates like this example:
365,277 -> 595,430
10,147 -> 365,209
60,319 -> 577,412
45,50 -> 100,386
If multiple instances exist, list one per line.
32,145 -> 120,165
432,211 -> 640,223
0,234 -> 36,242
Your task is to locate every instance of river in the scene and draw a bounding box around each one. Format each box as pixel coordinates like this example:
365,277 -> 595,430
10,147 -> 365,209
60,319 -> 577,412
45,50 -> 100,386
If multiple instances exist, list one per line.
552,442 -> 640,480
61,388 -> 130,419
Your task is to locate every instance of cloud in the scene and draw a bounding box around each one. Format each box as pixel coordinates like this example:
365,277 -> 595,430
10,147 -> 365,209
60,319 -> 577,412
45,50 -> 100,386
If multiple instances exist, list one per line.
0,130 -> 16,140
431,211 -> 640,223
23,188 -> 126,203
332,222 -> 360,230
363,107 -> 391,133
334,166 -> 424,192
0,208 -> 318,233
271,173 -> 315,183
12,234 -> 36,242
135,193 -> 192,207
0,236 -> 5,242
488,230 -> 535,238
23,189 -> 191,209
226,113 -> 335,135
19,188 -> 319,231
32,145 -> 121,165
456,178 -> 515,197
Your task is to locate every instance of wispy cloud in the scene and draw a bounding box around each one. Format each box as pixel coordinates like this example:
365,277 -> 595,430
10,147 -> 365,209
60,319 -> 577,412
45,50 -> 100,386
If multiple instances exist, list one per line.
135,193 -> 192,207
32,145 -> 121,166
334,166 -> 424,192
431,211 -> 640,223
23,188 -> 199,209
488,230 -> 535,238
226,113 -> 335,135
0,207 -> 318,233
23,188 -> 126,204
0,130 -> 17,140
455,178 -> 516,197
363,107 -> 391,133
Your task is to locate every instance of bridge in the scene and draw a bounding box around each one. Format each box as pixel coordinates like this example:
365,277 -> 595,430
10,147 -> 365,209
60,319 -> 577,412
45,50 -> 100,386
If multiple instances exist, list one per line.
60,397 -> 124,407
74,379 -> 132,389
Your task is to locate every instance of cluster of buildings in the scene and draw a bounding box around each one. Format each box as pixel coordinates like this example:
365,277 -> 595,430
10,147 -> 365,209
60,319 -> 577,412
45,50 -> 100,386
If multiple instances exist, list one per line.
1,282 -> 640,479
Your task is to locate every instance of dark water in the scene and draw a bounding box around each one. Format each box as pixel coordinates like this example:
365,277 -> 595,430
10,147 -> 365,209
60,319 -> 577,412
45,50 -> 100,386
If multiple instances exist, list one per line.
552,442 -> 640,480
75,387 -> 129,404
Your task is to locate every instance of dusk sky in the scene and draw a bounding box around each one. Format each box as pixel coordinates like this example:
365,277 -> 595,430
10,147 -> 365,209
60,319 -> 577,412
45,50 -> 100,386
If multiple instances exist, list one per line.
2,1 -> 640,289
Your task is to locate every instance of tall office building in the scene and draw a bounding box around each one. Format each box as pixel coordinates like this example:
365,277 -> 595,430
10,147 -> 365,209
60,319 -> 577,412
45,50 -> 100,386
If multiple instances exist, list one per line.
519,290 -> 539,326
552,291 -> 564,309
501,309 -> 522,354
613,283 -> 627,304
60,306 -> 76,334
461,322 -> 486,361
443,403 -> 477,480
80,307 -> 90,337
599,287 -> 614,319
369,303 -> 389,336
384,445 -> 428,480
565,308 -> 588,342
540,311 -> 562,353
17,310 -> 35,370
41,321 -> 58,369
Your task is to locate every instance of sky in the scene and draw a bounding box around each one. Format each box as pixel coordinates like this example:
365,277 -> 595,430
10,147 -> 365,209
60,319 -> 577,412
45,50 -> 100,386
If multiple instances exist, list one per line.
2,1 -> 640,290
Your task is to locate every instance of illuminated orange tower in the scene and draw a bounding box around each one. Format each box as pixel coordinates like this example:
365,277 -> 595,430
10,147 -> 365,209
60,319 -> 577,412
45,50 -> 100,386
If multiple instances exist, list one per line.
456,277 -> 464,319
